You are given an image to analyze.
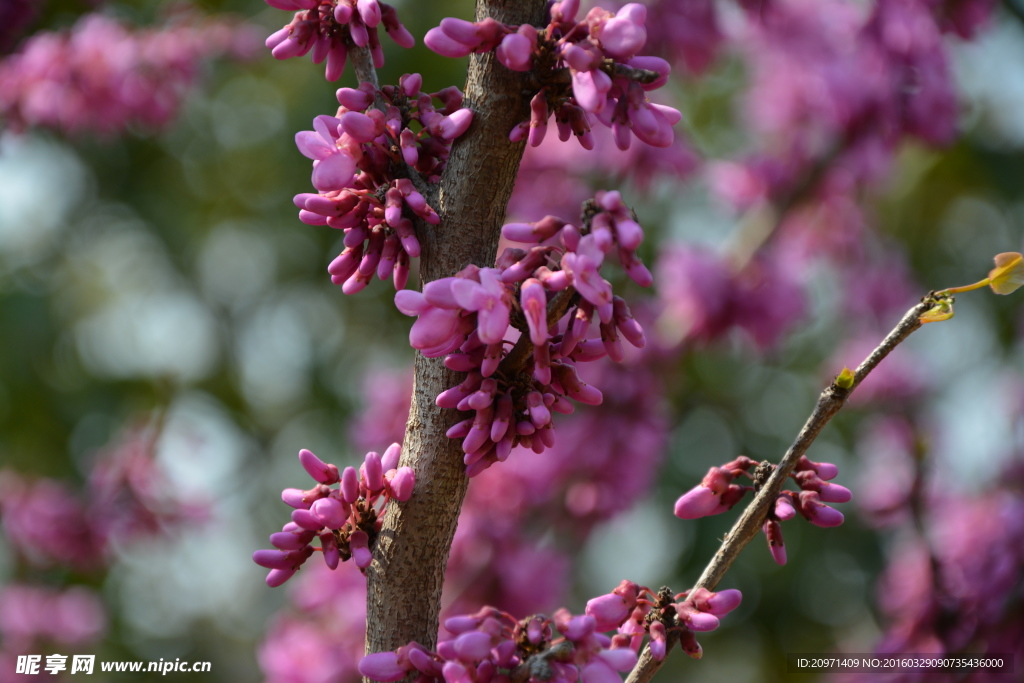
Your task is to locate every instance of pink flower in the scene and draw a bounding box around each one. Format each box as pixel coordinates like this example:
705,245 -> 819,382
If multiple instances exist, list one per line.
451,268 -> 512,345
596,4 -> 648,58
358,652 -> 408,682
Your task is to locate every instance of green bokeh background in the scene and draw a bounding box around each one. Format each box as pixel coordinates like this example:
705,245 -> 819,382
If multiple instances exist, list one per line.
1,1 -> 1022,681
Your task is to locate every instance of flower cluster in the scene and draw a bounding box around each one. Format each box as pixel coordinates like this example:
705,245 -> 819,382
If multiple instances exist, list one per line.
360,605 -> 641,682
674,455 -> 851,566
587,580 -> 742,660
265,0 -> 413,80
868,472 -> 1024,661
425,1 -> 679,151
713,0 -> 991,217
258,561 -> 369,683
253,446 -> 414,587
293,74 -> 473,292
0,585 -> 106,650
396,191 -> 651,476
0,13 -> 258,136
0,422 -> 203,571
654,245 -> 806,351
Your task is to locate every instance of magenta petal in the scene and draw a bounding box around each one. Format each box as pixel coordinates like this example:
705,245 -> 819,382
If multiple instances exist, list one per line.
364,451 -> 384,492
424,27 -> 474,58
337,86 -> 374,110
774,495 -> 797,521
394,290 -> 429,316
585,593 -> 630,631
477,306 -> 509,345
580,660 -> 620,683
356,0 -> 381,26
599,14 -> 647,58
409,308 -> 460,350
673,485 -> 721,519
299,448 -> 340,484
819,482 -> 852,503
649,102 -> 682,125
265,568 -> 296,587
423,278 -> 461,309
442,661 -> 472,683
358,652 -> 407,682
495,32 -> 533,71
450,278 -> 485,311
388,467 -> 415,501
453,631 -> 491,662
341,466 -> 359,504
598,648 -> 638,672
810,505 -> 845,528
439,109 -> 474,140
571,69 -> 605,113
295,130 -> 334,159
310,497 -> 346,529
253,549 -> 292,570
520,278 -> 548,345
439,17 -> 480,44
341,111 -> 379,142
381,442 -> 402,471
705,589 -> 742,615
686,611 -> 720,632
311,152 -> 356,192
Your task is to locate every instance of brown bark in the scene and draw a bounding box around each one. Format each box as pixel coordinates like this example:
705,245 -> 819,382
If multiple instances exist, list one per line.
364,0 -> 549,661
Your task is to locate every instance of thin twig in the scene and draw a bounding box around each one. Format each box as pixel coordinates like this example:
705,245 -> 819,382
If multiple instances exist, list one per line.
625,297 -> 935,683
498,287 -> 577,376
348,41 -> 381,90
1003,0 -> 1024,27
549,63 -> 660,85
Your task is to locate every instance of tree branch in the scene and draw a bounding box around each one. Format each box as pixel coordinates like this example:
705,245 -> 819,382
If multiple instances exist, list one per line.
364,0 -> 550,668
625,297 -> 936,683
349,42 -> 380,90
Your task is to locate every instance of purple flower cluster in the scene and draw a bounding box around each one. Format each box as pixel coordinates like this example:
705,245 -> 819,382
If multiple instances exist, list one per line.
0,584 -> 107,675
0,585 -> 106,650
425,1 -> 679,151
396,191 -> 652,476
510,127 -> 699,223
714,0 -> 992,215
586,580 -> 742,661
674,455 -> 851,566
499,357 -> 669,530
292,75 -> 473,293
264,0 -> 413,80
258,562 -> 368,683
253,446 -> 414,587
642,0 -> 722,75
0,423 -> 204,571
654,245 -> 806,351
0,13 -> 258,136
360,605 -> 641,683
858,470 -> 1024,675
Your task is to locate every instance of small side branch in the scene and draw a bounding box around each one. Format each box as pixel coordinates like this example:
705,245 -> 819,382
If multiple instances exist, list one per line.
349,42 -> 381,89
498,287 -> 577,376
625,298 -> 933,683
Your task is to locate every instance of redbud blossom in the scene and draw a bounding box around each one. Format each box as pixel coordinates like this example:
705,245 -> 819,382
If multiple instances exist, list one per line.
254,444 -> 412,586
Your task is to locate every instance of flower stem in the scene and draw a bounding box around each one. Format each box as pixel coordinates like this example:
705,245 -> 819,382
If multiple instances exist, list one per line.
941,279 -> 990,295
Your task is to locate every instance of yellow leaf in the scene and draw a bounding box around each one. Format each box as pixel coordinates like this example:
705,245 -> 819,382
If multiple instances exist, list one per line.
919,299 -> 954,323
988,252 -> 1024,295
835,367 -> 855,389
